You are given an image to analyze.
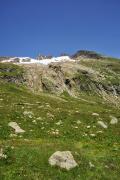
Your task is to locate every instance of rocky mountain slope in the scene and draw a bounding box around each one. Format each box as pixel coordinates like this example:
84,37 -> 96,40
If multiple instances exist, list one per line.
0,50 -> 120,179
24,56 -> 120,99
1,50 -> 120,105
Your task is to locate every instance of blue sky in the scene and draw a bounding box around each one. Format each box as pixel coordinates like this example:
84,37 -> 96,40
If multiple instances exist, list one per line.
0,0 -> 120,58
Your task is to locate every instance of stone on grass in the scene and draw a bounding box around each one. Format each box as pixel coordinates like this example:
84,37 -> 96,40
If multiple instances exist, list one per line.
37,117 -> 42,120
89,161 -> 95,168
47,112 -> 54,118
23,111 -> 34,118
49,151 -> 78,170
97,121 -> 108,129
50,129 -> 59,135
92,113 -> 99,116
76,120 -> 81,124
110,116 -> 118,125
32,120 -> 37,124
83,133 -> 88,137
90,133 -> 96,137
46,104 -> 50,108
74,126 -> 78,129
97,130 -> 103,134
0,148 -> 7,159
55,120 -> 62,126
8,122 -> 25,133
87,125 -> 91,129
9,133 -> 17,137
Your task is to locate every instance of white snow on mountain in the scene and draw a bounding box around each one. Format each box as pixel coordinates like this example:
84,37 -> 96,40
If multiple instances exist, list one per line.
1,56 -> 75,65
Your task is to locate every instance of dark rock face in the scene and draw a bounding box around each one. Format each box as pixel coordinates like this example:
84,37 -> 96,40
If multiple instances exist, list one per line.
72,75 -> 120,95
0,63 -> 24,84
72,50 -> 103,59
1,75 -> 24,84
49,64 -> 62,73
64,79 -> 72,89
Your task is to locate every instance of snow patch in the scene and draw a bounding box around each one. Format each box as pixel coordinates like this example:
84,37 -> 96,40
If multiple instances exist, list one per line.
1,56 -> 75,65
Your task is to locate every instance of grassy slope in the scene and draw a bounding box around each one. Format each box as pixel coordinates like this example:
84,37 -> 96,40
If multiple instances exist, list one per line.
0,63 -> 120,180
80,57 -> 120,85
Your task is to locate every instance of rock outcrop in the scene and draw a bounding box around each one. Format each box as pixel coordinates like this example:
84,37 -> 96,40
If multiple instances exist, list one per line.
23,58 -> 120,99
71,50 -> 104,59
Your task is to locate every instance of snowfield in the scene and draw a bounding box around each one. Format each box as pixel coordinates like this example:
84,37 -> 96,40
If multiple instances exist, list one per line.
1,56 -> 75,65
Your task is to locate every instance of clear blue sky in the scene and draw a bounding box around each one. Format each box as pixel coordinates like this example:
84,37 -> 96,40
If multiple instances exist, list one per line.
0,0 -> 120,58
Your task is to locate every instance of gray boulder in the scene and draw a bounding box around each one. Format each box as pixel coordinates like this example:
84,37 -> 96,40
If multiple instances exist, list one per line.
49,151 -> 78,170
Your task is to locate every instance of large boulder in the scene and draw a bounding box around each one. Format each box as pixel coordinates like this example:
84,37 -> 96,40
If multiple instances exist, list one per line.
49,151 -> 78,170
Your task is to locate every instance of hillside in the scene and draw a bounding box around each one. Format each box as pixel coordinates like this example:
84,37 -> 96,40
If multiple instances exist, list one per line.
0,51 -> 120,179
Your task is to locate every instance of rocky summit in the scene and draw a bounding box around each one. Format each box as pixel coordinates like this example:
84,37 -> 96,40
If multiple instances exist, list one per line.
0,50 -> 120,179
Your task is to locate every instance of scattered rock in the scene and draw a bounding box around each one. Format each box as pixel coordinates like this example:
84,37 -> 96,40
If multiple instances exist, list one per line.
110,116 -> 118,125
92,113 -> 99,116
74,126 -> 79,129
8,122 -> 25,133
89,161 -> 95,168
32,120 -> 37,124
9,133 -> 17,137
97,130 -> 103,134
19,135 -> 23,138
76,120 -> 81,124
38,105 -> 44,109
87,125 -> 91,129
50,129 -> 59,135
90,134 -> 96,137
37,117 -> 42,120
97,121 -> 108,129
105,165 -> 109,169
0,148 -> 7,159
55,120 -> 62,126
47,112 -> 54,118
49,151 -> 78,170
46,104 -> 50,108
83,133 -> 88,137
11,146 -> 14,149
23,111 -> 34,118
